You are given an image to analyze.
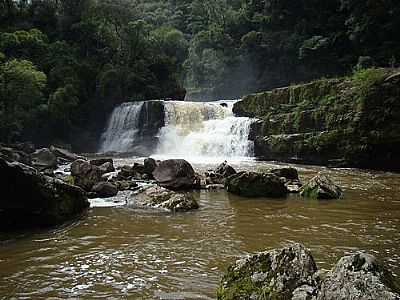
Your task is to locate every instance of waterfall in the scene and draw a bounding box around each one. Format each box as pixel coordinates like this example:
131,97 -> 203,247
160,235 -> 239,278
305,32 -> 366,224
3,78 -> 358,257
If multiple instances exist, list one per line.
155,101 -> 254,160
99,102 -> 144,153
99,100 -> 255,160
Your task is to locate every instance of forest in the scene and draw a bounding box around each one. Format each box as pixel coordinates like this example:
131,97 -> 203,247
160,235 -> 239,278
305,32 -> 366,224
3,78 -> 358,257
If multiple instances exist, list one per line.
1,0 -> 399,149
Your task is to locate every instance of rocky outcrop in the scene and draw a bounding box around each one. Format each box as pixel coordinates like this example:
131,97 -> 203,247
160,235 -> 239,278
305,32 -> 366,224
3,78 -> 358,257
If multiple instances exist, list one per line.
153,159 -> 196,190
234,68 -> 400,171
300,173 -> 343,199
130,185 -> 199,212
0,157 -> 89,229
225,171 -> 288,198
218,244 -> 400,300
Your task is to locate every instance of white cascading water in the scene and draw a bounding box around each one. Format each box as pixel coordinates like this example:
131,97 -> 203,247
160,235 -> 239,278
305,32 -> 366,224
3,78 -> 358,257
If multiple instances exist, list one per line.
155,101 -> 254,160
99,102 -> 144,153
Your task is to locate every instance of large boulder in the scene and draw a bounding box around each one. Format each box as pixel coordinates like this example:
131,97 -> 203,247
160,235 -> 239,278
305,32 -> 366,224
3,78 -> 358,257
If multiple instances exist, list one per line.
300,173 -> 343,199
318,253 -> 400,300
92,182 -> 118,198
71,159 -> 103,191
270,167 -> 299,181
217,244 -> 318,300
130,185 -> 199,212
152,159 -> 196,190
225,171 -> 287,197
144,158 -> 158,175
50,146 -> 79,162
90,158 -> 113,167
0,158 -> 89,229
0,146 -> 32,165
30,148 -> 58,171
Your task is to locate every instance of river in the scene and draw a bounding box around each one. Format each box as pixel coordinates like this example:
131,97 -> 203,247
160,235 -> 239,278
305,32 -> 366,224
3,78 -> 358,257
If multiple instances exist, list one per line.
1,158 -> 400,299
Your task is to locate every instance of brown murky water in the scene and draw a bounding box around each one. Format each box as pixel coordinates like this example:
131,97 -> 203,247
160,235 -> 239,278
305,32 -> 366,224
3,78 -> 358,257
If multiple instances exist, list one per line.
1,160 -> 400,299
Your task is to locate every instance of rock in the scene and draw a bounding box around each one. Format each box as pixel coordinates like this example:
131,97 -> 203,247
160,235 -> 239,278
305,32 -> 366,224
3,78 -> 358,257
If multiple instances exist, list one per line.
270,167 -> 299,181
92,182 -> 118,198
0,158 -> 89,229
300,173 -> 342,199
144,158 -> 157,175
118,165 -> 133,179
90,158 -> 113,166
30,148 -> 58,171
71,159 -> 103,191
99,162 -> 115,173
225,171 -> 288,198
152,159 -> 196,190
215,161 -> 237,178
217,243 -> 318,300
0,146 -> 32,165
114,180 -> 139,191
206,184 -> 225,190
130,185 -> 199,212
50,146 -> 79,162
318,253 -> 400,300
8,141 -> 36,154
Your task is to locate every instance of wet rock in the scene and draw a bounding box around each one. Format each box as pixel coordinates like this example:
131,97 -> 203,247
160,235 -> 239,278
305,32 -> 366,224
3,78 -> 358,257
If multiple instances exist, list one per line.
270,167 -> 299,181
130,185 -> 199,212
217,243 -> 318,300
90,158 -> 113,167
99,162 -> 115,174
300,173 -> 342,199
144,158 -> 157,175
71,159 -> 103,191
0,146 -> 32,165
8,141 -> 36,154
114,180 -> 139,191
118,165 -> 133,179
152,159 -> 196,190
318,253 -> 400,300
225,171 -> 287,198
0,158 -> 89,229
30,148 -> 58,171
215,161 -> 237,178
50,146 -> 79,162
206,184 -> 225,190
92,182 -> 118,198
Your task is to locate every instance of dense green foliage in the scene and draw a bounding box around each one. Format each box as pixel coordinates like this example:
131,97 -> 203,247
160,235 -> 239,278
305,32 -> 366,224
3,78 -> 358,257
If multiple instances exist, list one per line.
0,0 -> 399,149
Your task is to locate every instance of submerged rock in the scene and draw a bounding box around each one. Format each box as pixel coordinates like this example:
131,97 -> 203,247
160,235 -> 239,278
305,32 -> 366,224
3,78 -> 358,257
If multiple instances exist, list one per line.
31,148 -> 58,171
300,173 -> 342,199
318,253 -> 400,300
217,243 -> 318,300
130,185 -> 199,212
153,159 -> 196,190
0,158 -> 89,229
218,244 -> 400,300
225,171 -> 287,198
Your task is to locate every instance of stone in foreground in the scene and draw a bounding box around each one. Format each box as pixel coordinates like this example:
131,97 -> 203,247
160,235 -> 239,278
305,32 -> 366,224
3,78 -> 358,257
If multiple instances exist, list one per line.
225,171 -> 287,197
300,173 -> 342,199
0,158 -> 89,229
318,253 -> 400,300
218,244 -> 400,300
130,185 -> 199,212
217,244 -> 318,300
152,159 -> 196,190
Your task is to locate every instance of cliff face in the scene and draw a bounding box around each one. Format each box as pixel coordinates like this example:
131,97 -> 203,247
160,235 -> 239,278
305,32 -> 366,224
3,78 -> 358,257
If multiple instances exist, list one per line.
233,68 -> 400,171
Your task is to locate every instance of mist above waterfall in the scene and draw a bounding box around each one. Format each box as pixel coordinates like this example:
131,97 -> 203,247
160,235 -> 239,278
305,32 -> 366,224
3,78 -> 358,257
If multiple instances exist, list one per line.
99,100 -> 254,161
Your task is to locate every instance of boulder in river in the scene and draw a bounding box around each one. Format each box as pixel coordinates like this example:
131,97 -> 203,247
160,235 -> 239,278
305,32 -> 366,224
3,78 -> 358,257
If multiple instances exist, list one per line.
50,145 -> 79,162
30,148 -> 58,171
90,158 -> 113,167
300,173 -> 343,199
0,157 -> 89,229
71,159 -> 103,191
215,161 -> 237,178
92,182 -> 118,198
270,167 -> 299,181
318,252 -> 400,300
218,244 -> 400,300
217,243 -> 318,300
225,171 -> 287,198
152,159 -> 196,190
130,185 -> 199,212
144,158 -> 158,176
